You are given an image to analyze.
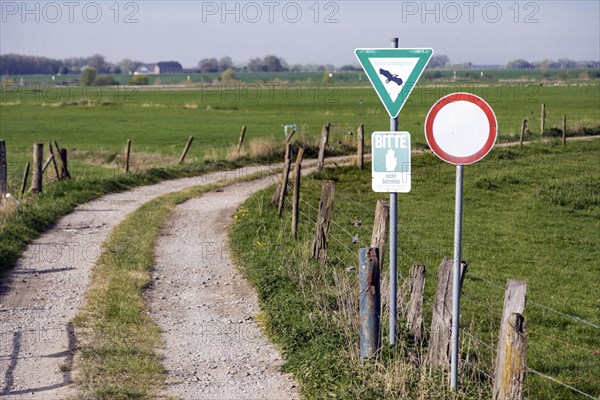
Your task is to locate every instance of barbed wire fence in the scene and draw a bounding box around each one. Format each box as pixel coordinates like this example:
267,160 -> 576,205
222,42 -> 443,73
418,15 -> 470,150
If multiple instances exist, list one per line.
273,166 -> 599,399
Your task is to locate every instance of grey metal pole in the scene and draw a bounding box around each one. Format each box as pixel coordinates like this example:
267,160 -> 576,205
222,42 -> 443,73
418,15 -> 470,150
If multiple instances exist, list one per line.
389,36 -> 399,347
450,164 -> 464,389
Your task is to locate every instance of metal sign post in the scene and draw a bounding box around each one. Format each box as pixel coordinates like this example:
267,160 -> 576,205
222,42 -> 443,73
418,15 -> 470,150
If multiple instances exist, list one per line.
450,164 -> 464,389
425,92 -> 498,390
388,36 -> 398,347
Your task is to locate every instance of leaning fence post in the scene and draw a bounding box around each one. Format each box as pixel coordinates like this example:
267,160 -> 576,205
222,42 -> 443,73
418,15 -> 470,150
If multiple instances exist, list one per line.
311,180 -> 335,262
407,264 -> 426,345
42,153 -> 54,175
31,143 -> 43,194
519,118 -> 527,149
359,247 -> 381,360
277,145 -> 293,218
291,147 -> 305,238
59,148 -> 71,179
0,140 -> 7,196
236,126 -> 247,155
370,200 -> 389,267
357,123 -> 365,170
48,141 -> 60,180
179,136 -> 194,163
20,162 -> 30,197
427,257 -> 467,368
493,280 -> 527,399
272,142 -> 291,205
124,139 -> 132,173
493,313 -> 527,400
317,123 -> 330,172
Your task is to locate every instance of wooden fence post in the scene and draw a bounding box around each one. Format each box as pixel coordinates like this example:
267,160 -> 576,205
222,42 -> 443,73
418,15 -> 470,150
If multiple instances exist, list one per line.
540,103 -> 546,135
0,140 -> 7,196
359,247 -> 381,360
493,280 -> 527,400
407,264 -> 426,345
277,146 -> 293,218
493,313 -> 527,400
124,139 -> 132,173
179,136 -> 194,163
426,257 -> 467,368
311,180 -> 335,262
48,141 -> 60,180
272,142 -> 291,205
357,123 -> 364,170
54,140 -> 71,179
20,162 -> 30,197
291,147 -> 305,238
370,200 -> 389,267
519,118 -> 527,149
285,129 -> 296,145
562,114 -> 567,147
236,126 -> 246,154
317,123 -> 330,172
42,153 -> 54,175
31,143 -> 43,194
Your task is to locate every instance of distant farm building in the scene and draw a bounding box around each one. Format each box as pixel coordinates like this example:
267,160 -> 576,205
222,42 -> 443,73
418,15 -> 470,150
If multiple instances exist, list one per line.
134,61 -> 183,75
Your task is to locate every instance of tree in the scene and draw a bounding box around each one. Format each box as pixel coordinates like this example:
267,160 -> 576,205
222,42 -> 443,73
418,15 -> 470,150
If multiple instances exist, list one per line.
80,67 -> 97,85
119,59 -> 143,74
59,65 -> 69,75
88,54 -> 110,73
428,54 -> 450,69
505,59 -> 534,70
247,57 -> 264,72
218,56 -> 233,71
198,58 -> 219,73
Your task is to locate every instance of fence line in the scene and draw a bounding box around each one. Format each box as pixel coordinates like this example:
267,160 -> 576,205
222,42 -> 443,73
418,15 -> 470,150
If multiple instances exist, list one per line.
527,367 -> 597,400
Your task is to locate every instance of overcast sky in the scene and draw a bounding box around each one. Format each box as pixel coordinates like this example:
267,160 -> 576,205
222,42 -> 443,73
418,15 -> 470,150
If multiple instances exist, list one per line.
1,0 -> 598,67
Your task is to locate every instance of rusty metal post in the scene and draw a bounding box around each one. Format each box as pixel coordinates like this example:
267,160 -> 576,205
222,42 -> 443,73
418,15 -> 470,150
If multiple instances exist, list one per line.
359,247 -> 381,360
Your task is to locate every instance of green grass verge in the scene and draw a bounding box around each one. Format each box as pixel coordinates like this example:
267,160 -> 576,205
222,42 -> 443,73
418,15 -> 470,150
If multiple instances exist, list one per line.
230,139 -> 600,399
69,170 -> 275,399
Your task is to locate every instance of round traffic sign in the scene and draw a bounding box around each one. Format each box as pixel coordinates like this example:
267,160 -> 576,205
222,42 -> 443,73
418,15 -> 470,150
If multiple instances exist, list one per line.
424,92 -> 497,165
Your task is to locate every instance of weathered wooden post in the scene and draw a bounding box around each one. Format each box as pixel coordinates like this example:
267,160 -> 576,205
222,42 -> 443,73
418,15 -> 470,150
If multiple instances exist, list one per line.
31,143 -> 43,194
124,139 -> 132,173
359,247 -> 381,360
54,140 -> 71,179
493,313 -> 527,400
42,153 -> 55,175
236,126 -> 246,155
357,123 -> 365,170
291,147 -> 305,238
311,180 -> 335,262
562,114 -> 567,147
179,136 -> 194,163
426,257 -> 467,368
272,142 -> 291,205
285,129 -> 296,144
493,280 -> 527,400
0,140 -> 7,197
317,123 -> 330,172
370,200 -> 389,267
48,141 -> 60,180
407,264 -> 426,344
519,118 -> 527,149
277,146 -> 293,218
20,162 -> 30,197
540,103 -> 546,135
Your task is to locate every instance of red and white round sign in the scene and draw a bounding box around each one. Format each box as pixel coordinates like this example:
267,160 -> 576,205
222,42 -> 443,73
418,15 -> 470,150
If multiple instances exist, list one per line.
425,92 -> 497,165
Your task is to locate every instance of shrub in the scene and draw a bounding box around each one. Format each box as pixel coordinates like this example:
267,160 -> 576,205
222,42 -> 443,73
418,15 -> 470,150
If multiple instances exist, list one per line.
94,75 -> 118,86
80,67 -> 97,85
128,75 -> 149,85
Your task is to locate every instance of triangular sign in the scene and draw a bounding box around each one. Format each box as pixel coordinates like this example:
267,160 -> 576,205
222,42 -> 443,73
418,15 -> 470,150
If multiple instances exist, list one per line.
355,48 -> 434,118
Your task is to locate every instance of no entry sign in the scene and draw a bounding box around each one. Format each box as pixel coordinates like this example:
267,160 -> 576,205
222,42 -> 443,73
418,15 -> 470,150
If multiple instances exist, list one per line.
425,92 -> 497,165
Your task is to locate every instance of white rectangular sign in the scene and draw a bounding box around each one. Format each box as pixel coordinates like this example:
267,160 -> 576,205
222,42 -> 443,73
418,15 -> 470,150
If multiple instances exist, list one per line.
372,131 -> 411,193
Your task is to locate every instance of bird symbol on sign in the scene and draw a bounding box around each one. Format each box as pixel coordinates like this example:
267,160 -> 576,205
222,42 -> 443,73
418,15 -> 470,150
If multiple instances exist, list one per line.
379,68 -> 403,86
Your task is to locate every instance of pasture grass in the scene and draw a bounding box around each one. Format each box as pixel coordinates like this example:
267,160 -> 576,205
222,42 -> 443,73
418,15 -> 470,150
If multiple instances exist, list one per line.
230,138 -> 600,399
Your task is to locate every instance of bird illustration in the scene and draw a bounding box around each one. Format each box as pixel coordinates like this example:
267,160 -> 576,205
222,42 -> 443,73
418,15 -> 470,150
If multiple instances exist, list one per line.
379,68 -> 403,86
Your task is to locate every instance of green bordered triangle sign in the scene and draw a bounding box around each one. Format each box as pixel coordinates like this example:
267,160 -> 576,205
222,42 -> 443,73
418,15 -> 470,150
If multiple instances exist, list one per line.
355,48 -> 434,118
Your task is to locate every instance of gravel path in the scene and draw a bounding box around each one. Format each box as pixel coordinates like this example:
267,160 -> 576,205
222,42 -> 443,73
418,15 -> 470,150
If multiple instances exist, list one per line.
147,177 -> 298,399
0,164 -> 278,399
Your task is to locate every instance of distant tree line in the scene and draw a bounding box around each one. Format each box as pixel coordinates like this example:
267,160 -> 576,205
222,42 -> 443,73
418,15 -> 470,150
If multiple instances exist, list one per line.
1,53 -> 598,76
